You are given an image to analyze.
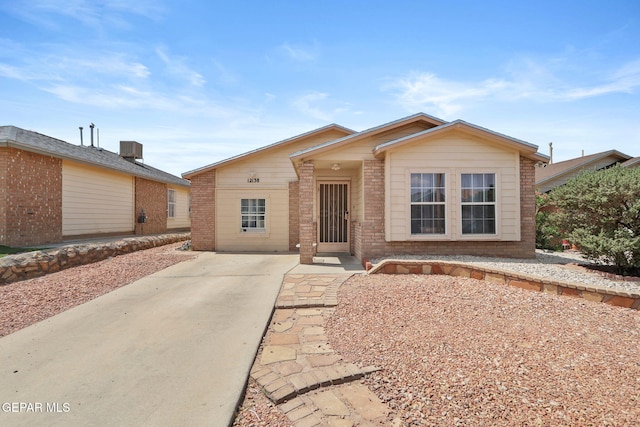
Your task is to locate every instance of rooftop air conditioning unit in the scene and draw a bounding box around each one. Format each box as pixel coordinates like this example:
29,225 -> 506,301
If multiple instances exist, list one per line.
120,140 -> 143,160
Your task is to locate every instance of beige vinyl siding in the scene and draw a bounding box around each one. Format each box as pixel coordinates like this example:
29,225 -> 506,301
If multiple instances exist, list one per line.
215,189 -> 289,251
167,186 -> 191,229
386,132 -> 521,241
216,130 -> 348,188
213,131 -> 351,251
62,161 -> 134,236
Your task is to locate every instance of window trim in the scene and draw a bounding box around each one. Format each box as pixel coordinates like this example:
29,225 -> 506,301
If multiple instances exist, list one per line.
459,171 -> 499,237
167,188 -> 176,219
406,170 -> 450,240
240,197 -> 267,233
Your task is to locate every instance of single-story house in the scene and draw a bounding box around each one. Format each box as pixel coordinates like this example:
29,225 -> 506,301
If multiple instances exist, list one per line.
535,149 -> 633,193
0,126 -> 190,247
184,113 -> 549,264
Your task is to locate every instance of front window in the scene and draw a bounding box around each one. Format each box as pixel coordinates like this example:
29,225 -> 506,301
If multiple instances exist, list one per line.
461,173 -> 496,234
410,173 -> 446,234
241,198 -> 266,232
167,189 -> 176,218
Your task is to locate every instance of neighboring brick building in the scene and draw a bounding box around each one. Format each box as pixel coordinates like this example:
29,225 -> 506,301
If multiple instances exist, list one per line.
0,126 -> 190,247
184,113 -> 549,264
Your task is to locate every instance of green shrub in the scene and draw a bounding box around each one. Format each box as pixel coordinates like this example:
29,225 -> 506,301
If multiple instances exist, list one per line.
535,192 -> 563,251
550,165 -> 640,275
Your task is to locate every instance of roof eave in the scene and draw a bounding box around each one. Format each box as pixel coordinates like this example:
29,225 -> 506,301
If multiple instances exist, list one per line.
373,120 -> 547,161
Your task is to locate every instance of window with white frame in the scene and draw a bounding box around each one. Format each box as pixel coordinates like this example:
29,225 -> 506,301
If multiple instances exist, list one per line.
410,173 -> 446,234
461,173 -> 496,234
241,198 -> 266,232
167,189 -> 176,218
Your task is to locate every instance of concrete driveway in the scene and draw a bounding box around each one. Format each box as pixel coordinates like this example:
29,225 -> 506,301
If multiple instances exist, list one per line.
0,252 -> 299,427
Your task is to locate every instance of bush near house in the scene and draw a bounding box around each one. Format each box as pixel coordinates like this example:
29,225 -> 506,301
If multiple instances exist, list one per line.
550,165 -> 640,275
535,192 -> 563,251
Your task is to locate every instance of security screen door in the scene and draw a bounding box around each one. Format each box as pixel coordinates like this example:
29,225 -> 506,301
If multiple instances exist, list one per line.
317,182 -> 349,252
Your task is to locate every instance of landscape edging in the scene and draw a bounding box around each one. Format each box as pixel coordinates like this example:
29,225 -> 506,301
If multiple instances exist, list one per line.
0,233 -> 190,285
368,259 -> 640,310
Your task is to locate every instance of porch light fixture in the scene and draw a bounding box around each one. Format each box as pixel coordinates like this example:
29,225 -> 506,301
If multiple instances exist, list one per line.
331,163 -> 341,171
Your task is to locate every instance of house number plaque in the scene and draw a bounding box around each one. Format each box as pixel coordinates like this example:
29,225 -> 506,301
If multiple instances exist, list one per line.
247,177 -> 260,183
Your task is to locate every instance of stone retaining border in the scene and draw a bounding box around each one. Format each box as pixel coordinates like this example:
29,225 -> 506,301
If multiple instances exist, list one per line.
0,233 -> 190,285
368,259 -> 640,310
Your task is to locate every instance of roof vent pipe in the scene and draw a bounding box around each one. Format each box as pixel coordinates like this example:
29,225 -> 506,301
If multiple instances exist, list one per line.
90,123 -> 95,147
549,142 -> 553,164
79,126 -> 84,146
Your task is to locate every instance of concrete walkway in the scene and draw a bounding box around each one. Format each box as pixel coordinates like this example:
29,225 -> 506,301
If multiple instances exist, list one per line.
0,252 -> 299,427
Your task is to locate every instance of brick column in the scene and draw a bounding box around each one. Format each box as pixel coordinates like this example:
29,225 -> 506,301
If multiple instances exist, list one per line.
298,162 -> 315,264
190,169 -> 216,251
361,159 -> 385,260
288,181 -> 300,251
519,156 -> 536,257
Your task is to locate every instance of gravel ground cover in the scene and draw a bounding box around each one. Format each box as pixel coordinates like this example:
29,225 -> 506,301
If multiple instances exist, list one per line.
2,245 -> 638,426
0,242 -> 196,337
232,378 -> 293,427
326,274 -> 640,426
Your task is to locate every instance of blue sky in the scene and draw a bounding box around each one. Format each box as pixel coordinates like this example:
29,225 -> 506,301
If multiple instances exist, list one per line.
1,1 -> 639,177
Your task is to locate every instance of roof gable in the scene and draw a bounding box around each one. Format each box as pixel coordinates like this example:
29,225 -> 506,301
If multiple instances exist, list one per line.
0,125 -> 189,187
182,123 -> 355,178
289,112 -> 446,161
372,120 -> 546,162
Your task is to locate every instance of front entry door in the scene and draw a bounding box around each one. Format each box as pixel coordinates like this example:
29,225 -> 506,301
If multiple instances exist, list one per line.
317,182 -> 350,252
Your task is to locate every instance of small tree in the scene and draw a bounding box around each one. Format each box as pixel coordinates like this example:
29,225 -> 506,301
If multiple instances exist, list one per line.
550,165 -> 640,275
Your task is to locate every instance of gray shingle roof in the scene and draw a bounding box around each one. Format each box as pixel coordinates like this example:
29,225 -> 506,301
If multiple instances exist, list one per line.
0,126 -> 189,187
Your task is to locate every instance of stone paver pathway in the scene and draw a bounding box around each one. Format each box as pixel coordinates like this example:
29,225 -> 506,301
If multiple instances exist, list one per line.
249,274 -> 392,426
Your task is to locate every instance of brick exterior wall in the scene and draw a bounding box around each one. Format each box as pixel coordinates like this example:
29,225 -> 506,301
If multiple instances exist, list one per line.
288,181 -> 299,251
190,169 -> 216,250
518,156 -> 537,257
134,177 -> 167,235
298,162 -> 315,264
0,148 -> 62,246
357,156 -> 537,261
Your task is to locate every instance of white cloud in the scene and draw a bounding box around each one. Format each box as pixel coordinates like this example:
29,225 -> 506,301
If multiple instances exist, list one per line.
156,47 -> 205,87
389,58 -> 640,117
389,73 -> 515,116
292,91 -> 329,120
279,42 -> 317,62
291,91 -> 356,122
2,0 -> 165,30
